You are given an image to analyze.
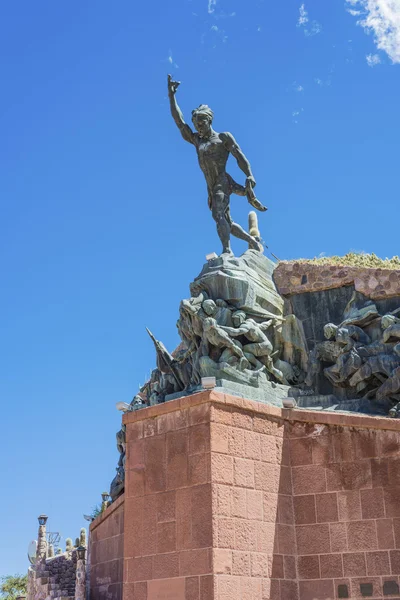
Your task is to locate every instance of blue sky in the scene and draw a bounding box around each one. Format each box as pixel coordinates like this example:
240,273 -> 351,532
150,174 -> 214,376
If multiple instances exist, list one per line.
1,0 -> 399,575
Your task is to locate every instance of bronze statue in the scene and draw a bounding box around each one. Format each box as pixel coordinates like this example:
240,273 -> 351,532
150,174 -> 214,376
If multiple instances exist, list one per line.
168,75 -> 267,255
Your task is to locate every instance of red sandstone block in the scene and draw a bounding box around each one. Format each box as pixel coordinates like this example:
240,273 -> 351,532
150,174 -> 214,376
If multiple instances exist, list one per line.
284,555 -> 297,580
388,457 -> 400,487
200,575 -> 214,600
210,423 -> 230,454
370,458 -> 389,487
126,581 -> 146,600
263,492 -> 279,523
213,549 -> 232,575
126,421 -> 143,443
256,522 -> 277,554
347,520 -> 377,551
124,497 -> 144,558
377,518 -> 395,550
234,458 -> 255,489
156,411 -> 175,435
141,495 -> 158,556
176,488 -> 192,550
341,461 -> 372,490
277,524 -> 296,555
127,440 -> 144,466
232,551 -> 251,576
288,422 -> 309,439
360,487 -> 384,519
349,576 -> 381,598
211,453 -> 234,485
192,484 -> 213,548
254,462 -> 280,493
316,492 -> 339,523
190,423 -> 211,455
290,438 -> 313,466
175,408 -> 189,430
189,453 -> 209,486
239,576 -> 262,600
217,518 -> 235,548
298,579 -> 333,600
260,435 -> 278,464
144,435 -> 166,494
312,434 -> 334,465
247,489 -> 263,521
366,550 -> 390,575
185,576 -> 199,600
235,520 -> 258,552
394,518 -> 400,548
333,579 -> 350,600
157,490 -> 176,523
352,430 -> 379,460
213,484 -> 231,517
278,495 -> 294,525
244,430 -> 262,461
143,419 -> 157,437
384,486 -> 400,518
296,524 -> 331,554
210,404 -> 232,426
126,466 -> 145,498
320,554 -> 343,579
189,403 -> 211,426
231,487 -> 247,519
280,579 -> 299,600
251,553 -> 269,577
326,464 -> 343,492
293,495 -> 316,525
147,577 -> 185,600
229,428 -> 245,457
278,466 -> 292,496
166,430 -> 189,489
157,521 -> 176,554
380,430 -> 400,458
217,575 -> 240,600
126,556 -> 152,582
270,554 -> 284,578
297,555 -> 320,580
232,409 -> 253,430
329,523 -> 347,554
390,549 -> 400,573
337,491 -> 361,522
282,439 -> 291,466
152,551 -> 180,579
254,416 -> 283,437
292,466 -> 327,495
180,548 -> 211,576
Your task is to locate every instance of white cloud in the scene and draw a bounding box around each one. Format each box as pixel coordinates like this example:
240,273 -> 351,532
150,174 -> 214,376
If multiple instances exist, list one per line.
167,51 -> 179,69
297,3 -> 322,36
314,77 -> 323,85
346,0 -> 400,64
297,4 -> 309,26
208,0 -> 216,14
292,108 -> 304,123
293,82 -> 305,92
366,52 -> 382,65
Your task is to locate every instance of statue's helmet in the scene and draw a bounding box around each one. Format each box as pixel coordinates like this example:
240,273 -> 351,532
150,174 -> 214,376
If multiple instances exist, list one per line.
192,104 -> 214,124
232,310 -> 246,325
324,323 -> 338,340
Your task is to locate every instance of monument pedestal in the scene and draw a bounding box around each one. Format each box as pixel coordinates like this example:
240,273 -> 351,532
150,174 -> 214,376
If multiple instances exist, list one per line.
91,390 -> 400,600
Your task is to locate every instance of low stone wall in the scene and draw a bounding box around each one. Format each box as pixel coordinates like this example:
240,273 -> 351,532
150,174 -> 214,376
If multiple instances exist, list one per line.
273,262 -> 400,300
28,551 -> 78,600
90,494 -> 124,600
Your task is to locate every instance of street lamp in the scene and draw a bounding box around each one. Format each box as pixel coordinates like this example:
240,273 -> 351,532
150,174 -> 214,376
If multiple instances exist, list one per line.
38,515 -> 48,526
76,546 -> 86,561
101,492 -> 110,503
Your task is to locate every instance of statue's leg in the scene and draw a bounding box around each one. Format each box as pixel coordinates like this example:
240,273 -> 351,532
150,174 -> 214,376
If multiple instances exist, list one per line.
231,222 -> 263,252
211,188 -> 232,255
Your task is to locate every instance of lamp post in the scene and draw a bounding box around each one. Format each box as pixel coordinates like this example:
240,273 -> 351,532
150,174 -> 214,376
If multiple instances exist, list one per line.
36,515 -> 48,561
101,492 -> 110,512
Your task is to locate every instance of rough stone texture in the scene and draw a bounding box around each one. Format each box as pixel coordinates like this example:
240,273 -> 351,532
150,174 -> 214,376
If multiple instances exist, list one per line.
274,261 -> 400,301
90,495 -> 124,600
27,552 -> 78,600
117,391 -> 400,600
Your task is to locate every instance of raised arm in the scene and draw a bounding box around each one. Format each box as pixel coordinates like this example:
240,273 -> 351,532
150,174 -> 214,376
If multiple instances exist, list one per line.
221,324 -> 248,337
168,75 -> 195,145
221,132 -> 256,187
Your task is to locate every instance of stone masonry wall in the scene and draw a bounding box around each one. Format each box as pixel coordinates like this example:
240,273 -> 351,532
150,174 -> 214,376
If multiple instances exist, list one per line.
273,262 -> 400,300
120,391 -> 400,600
90,494 -> 124,600
29,551 -> 78,600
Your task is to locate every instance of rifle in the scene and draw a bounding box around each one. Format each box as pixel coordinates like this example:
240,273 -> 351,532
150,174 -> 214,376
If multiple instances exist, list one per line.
146,328 -> 185,391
